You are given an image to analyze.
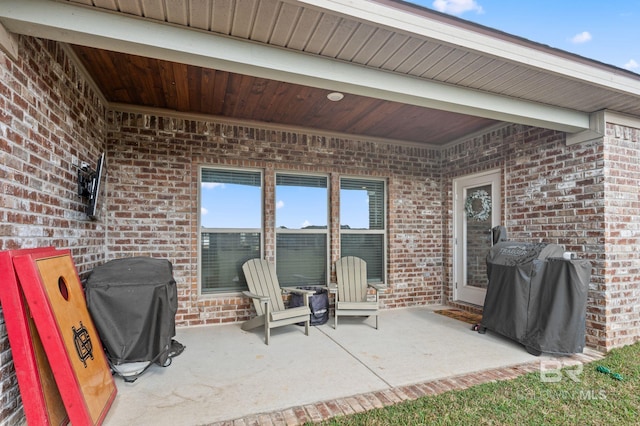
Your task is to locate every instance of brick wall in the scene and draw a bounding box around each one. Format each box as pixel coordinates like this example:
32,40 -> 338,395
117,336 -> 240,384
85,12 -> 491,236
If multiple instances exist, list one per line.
2,32 -> 640,425
441,125 -> 609,350
603,123 -> 640,348
106,112 -> 639,352
0,37 -> 106,425
105,111 -> 445,326
441,126 -> 511,311
504,127 -> 606,350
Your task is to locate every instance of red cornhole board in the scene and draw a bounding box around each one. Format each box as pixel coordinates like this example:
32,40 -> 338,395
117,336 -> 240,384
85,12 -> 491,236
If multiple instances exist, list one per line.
0,247 -> 68,425
12,250 -> 116,426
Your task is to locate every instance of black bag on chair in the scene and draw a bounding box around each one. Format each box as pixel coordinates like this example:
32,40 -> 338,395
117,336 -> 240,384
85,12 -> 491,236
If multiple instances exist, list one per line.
289,286 -> 329,326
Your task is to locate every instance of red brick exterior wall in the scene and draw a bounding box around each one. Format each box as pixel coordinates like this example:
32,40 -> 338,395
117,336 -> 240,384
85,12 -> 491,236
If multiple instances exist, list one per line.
0,37 -> 106,425
105,111 -> 445,325
106,114 -> 639,353
2,33 -> 640,424
603,123 -> 640,348
441,125 -> 608,350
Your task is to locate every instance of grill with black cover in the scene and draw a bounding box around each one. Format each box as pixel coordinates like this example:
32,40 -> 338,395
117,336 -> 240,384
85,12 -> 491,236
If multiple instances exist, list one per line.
85,257 -> 180,378
480,242 -> 590,355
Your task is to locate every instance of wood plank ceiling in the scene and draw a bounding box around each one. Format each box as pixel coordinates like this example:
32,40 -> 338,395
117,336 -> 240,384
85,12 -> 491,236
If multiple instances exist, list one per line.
72,46 -> 497,145
60,0 -> 640,145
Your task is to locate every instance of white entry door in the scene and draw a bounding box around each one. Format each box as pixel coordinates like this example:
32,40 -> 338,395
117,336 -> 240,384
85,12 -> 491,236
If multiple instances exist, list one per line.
453,170 -> 501,306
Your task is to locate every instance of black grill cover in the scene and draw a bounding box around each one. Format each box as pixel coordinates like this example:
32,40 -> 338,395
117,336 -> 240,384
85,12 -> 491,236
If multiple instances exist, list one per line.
482,242 -> 591,354
524,258 -> 591,354
85,257 -> 177,366
483,242 -> 564,343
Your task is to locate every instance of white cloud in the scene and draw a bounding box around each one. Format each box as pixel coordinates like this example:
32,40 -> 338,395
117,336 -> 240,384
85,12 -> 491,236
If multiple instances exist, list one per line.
201,182 -> 225,189
571,31 -> 592,44
301,220 -> 312,228
432,0 -> 484,15
201,207 -> 208,215
624,59 -> 639,70
276,200 -> 285,209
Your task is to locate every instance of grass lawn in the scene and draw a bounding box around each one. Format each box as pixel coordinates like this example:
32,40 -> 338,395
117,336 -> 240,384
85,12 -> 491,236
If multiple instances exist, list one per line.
317,342 -> 639,425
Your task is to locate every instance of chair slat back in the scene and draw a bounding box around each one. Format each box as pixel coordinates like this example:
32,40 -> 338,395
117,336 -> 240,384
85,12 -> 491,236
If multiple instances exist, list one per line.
242,259 -> 286,315
335,256 -> 368,302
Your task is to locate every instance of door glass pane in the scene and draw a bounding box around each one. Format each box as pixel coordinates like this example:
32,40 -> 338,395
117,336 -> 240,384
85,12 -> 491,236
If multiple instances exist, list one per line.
465,184 -> 492,289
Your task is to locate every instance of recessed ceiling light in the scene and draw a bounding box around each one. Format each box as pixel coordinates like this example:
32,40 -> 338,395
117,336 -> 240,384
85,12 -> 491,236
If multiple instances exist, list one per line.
327,92 -> 344,102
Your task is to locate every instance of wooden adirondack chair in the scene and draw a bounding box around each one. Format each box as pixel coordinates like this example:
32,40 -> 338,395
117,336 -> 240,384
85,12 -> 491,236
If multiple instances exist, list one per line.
334,256 -> 384,329
241,259 -> 314,345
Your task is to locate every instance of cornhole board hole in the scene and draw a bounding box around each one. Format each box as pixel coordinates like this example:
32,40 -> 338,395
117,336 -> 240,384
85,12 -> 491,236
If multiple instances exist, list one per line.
0,247 -> 68,426
12,250 -> 116,426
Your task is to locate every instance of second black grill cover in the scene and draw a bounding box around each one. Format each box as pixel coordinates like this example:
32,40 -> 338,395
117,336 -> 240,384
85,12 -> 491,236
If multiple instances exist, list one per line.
524,258 -> 591,354
482,242 -> 590,355
483,242 -> 564,342
85,257 -> 177,366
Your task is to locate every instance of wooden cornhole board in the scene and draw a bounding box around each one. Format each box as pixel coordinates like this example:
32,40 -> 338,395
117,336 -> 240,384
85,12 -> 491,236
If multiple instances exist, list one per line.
0,247 -> 68,426
12,250 -> 116,426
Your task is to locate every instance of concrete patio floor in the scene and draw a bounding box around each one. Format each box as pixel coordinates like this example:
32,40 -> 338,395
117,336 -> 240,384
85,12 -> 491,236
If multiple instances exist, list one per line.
102,306 -> 603,425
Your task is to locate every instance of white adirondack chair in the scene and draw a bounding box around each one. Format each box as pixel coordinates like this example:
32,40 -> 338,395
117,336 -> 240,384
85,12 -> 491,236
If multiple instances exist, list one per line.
241,259 -> 314,344
334,256 -> 384,329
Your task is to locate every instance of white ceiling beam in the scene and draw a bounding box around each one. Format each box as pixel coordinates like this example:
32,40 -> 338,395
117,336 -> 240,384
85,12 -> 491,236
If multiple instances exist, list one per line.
0,0 -> 589,132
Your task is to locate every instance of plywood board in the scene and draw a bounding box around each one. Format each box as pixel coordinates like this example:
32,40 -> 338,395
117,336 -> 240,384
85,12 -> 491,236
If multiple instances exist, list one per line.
0,247 -> 68,426
13,250 -> 116,426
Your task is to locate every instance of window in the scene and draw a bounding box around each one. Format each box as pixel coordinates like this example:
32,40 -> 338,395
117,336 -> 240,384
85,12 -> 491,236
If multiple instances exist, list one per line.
200,168 -> 262,293
275,174 -> 328,286
340,178 -> 385,282
198,169 -> 385,292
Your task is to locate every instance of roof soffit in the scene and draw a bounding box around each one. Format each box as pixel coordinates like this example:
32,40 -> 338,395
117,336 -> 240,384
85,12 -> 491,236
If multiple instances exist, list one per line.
297,0 -> 640,96
0,0 -> 590,134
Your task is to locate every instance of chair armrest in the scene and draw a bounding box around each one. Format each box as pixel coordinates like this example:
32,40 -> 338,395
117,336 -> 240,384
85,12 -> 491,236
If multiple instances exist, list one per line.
279,287 -> 312,307
242,291 -> 270,302
282,287 -> 316,296
368,283 -> 386,293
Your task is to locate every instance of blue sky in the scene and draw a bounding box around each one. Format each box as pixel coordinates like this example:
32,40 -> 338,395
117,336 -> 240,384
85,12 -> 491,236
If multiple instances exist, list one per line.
408,0 -> 640,73
201,183 -> 370,229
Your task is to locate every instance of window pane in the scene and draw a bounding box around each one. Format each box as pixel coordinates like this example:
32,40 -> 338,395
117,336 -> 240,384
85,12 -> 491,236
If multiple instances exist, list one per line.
276,234 -> 327,286
340,179 -> 384,230
201,232 -> 260,293
341,234 -> 384,282
276,174 -> 327,229
340,178 -> 385,283
201,169 -> 261,228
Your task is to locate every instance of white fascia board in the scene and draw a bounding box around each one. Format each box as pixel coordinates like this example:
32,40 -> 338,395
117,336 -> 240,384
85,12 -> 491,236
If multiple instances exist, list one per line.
300,0 -> 640,97
0,0 -> 588,132
0,22 -> 18,60
566,110 -> 640,145
566,110 -> 605,145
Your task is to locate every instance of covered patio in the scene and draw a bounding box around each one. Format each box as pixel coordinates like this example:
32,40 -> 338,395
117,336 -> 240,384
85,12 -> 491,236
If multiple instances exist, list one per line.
1,0 -> 639,424
103,307 -> 603,425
